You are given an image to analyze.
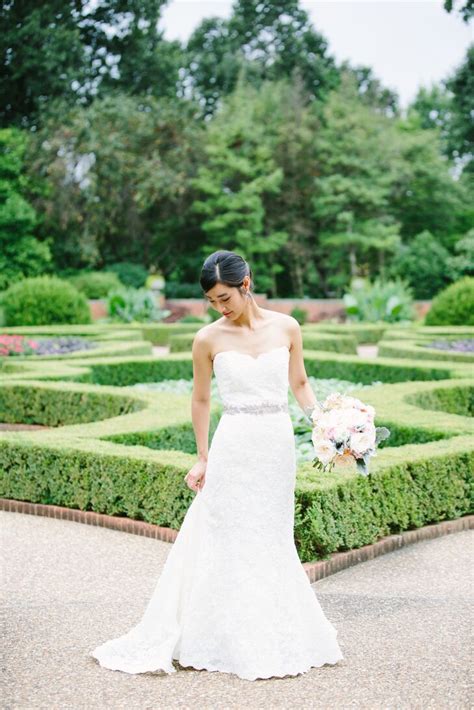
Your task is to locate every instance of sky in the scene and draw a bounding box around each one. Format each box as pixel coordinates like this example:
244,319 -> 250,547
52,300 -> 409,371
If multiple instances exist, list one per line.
157,0 -> 473,109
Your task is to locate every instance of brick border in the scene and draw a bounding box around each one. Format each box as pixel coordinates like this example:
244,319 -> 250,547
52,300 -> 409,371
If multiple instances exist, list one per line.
1,498 -> 472,581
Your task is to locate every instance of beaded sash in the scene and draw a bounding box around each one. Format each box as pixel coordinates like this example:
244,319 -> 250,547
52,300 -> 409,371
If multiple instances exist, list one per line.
222,400 -> 289,415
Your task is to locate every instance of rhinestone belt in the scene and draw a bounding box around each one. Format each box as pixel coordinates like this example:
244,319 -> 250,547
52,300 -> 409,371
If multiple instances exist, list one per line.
222,401 -> 289,415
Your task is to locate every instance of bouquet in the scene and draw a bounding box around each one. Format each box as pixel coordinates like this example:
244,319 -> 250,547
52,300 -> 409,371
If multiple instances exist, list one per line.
305,393 -> 390,476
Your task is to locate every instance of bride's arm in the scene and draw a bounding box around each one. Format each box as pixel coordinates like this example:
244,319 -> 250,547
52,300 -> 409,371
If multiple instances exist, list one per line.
190,335 -> 213,462
287,317 -> 321,423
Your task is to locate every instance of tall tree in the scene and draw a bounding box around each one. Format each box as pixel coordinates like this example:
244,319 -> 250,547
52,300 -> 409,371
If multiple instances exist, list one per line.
445,44 -> 474,171
408,45 -> 473,183
0,0 -> 182,129
27,93 -> 205,272
338,62 -> 400,118
183,0 -> 338,117
311,73 -> 402,288
190,74 -> 289,296
0,127 -> 52,289
444,0 -> 473,23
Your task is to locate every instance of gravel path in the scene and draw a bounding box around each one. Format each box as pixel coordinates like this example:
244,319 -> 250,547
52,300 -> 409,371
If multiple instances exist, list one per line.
1,511 -> 472,709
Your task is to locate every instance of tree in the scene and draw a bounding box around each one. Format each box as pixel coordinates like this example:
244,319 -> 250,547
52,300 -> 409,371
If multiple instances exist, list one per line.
338,62 -> 400,118
0,0 -> 182,129
445,44 -> 474,170
443,0 -> 473,23
387,230 -> 452,298
388,115 -> 469,242
183,0 -> 338,117
27,94 -> 205,273
408,45 -> 473,173
0,128 -> 52,289
190,75 -> 289,296
311,73 -> 402,287
408,84 -> 453,155
446,228 -> 474,279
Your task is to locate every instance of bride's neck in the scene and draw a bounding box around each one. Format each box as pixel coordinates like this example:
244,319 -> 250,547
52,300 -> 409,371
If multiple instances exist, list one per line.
230,298 -> 265,331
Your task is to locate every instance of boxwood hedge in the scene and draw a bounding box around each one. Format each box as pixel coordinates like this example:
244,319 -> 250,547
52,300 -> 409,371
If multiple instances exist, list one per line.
0,323 -> 472,563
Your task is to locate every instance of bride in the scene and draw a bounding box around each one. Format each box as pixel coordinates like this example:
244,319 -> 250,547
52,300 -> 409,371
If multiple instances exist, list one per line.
90,249 -> 344,681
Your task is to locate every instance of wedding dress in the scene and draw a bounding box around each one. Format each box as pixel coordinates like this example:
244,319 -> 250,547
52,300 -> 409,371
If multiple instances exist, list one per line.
89,344 -> 344,681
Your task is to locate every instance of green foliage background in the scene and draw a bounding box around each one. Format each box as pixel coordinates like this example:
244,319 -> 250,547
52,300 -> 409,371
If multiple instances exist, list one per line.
1,0 -> 472,299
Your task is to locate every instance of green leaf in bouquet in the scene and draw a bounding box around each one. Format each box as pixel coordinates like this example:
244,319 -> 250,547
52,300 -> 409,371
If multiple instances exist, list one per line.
375,426 -> 391,444
356,457 -> 370,476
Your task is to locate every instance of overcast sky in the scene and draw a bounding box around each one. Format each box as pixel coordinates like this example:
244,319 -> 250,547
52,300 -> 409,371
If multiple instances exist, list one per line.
157,0 -> 473,109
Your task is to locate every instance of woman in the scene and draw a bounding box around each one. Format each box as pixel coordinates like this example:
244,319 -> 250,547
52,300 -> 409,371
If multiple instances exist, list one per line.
90,250 -> 344,681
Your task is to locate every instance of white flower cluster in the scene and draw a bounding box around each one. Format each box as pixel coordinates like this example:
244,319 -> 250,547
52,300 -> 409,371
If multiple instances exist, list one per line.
307,393 -> 388,476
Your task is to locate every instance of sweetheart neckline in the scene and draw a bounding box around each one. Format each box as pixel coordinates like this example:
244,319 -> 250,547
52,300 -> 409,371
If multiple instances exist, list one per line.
212,344 -> 290,363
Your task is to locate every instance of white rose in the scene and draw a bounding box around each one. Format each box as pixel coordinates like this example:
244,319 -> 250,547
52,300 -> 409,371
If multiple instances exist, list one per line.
324,392 -> 346,409
350,430 -> 376,455
350,409 -> 371,429
312,438 -> 337,466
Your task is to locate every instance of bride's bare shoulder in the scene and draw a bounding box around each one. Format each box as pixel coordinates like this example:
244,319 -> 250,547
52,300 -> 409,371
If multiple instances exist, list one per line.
191,320 -> 225,361
264,309 -> 300,334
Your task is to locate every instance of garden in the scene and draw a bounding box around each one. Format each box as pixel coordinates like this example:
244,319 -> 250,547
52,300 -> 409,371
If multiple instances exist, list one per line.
0,271 -> 472,563
1,0 -> 473,568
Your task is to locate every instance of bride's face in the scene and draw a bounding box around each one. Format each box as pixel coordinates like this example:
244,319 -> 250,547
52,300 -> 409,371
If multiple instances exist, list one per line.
205,280 -> 249,319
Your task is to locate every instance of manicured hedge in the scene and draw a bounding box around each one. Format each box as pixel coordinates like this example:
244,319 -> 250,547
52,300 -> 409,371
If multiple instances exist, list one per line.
302,323 -> 387,344
293,436 -> 473,560
1,371 -> 473,561
0,438 -> 197,528
0,381 -> 146,426
61,353 -> 474,387
300,333 -> 358,354
133,323 -> 202,345
406,384 -> 474,418
1,321 -> 473,564
381,326 -> 474,341
301,350 -> 471,384
0,432 -> 471,561
1,347 -> 472,388
168,331 -> 358,355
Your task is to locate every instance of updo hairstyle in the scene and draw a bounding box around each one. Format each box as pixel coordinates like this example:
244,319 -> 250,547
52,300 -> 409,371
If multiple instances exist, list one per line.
200,250 -> 254,297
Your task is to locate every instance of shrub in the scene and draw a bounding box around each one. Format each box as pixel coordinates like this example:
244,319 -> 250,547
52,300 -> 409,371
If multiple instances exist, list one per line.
388,231 -> 451,299
68,271 -> 122,299
291,307 -> 309,325
207,307 -> 222,322
425,277 -> 474,326
343,277 -> 415,323
105,262 -> 148,289
165,282 -> 203,298
107,287 -> 164,322
446,229 -> 474,281
178,314 -> 207,323
0,127 -> 54,290
2,276 -> 91,326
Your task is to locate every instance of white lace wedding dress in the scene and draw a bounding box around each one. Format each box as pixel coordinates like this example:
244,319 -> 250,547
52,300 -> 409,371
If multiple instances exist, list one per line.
89,345 -> 343,681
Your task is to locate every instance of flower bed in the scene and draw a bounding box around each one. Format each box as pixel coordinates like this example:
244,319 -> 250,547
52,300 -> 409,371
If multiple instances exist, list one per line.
378,338 -> 474,363
0,334 -> 98,357
426,339 -> 474,353
0,329 -> 152,362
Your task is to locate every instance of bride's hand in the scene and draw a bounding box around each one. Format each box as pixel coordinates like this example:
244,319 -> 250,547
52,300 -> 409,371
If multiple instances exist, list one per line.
184,459 -> 207,492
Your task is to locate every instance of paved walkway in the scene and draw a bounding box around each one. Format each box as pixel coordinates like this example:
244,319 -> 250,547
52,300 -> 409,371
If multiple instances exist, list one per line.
1,512 -> 472,709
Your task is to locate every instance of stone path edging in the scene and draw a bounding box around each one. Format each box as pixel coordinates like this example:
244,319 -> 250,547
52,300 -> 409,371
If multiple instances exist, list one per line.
1,497 -> 472,582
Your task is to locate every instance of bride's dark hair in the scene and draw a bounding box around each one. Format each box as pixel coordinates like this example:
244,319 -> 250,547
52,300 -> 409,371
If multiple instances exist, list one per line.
200,250 -> 254,296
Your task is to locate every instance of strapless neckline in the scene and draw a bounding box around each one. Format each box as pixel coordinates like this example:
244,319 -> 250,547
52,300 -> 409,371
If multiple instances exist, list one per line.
212,344 -> 290,365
